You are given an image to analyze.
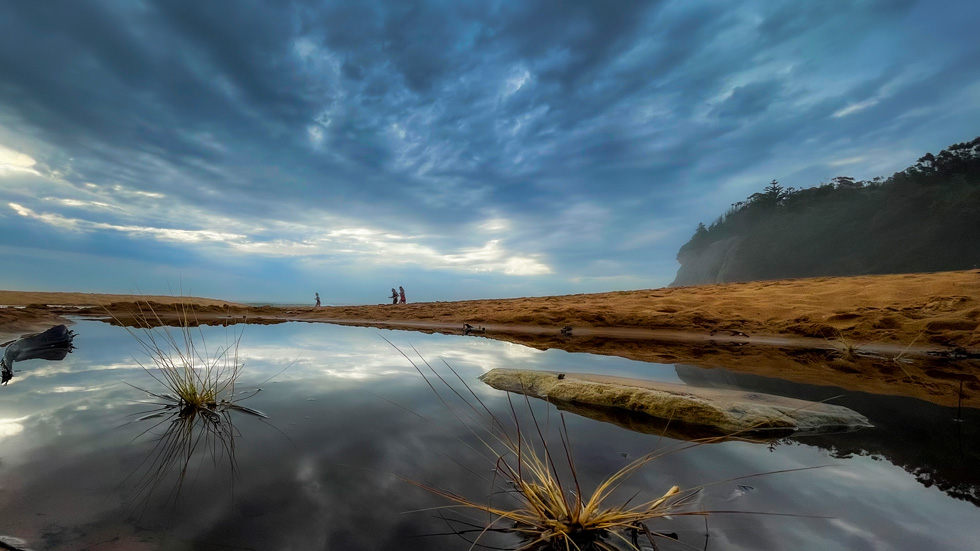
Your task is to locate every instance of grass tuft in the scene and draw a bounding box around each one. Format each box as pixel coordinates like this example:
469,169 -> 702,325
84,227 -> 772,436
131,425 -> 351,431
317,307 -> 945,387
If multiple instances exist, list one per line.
116,300 -> 268,509
118,301 -> 260,416
824,329 -> 861,361
385,341 -> 817,551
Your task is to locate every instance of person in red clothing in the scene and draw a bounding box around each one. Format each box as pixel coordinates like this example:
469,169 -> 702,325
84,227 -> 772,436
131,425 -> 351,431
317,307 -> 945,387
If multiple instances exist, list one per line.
398,286 -> 406,304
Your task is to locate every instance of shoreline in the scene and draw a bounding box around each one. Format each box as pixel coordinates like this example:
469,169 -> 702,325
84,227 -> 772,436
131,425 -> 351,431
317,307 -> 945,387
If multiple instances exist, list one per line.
2,270 -> 978,408
4,269 -> 978,346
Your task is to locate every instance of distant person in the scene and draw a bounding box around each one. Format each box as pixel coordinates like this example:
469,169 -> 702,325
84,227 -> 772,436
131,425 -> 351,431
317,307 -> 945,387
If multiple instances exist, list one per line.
399,286 -> 406,304
390,288 -> 399,305
314,292 -> 320,307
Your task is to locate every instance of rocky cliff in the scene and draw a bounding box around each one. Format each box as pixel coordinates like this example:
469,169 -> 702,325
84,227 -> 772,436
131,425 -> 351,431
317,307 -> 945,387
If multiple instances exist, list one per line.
670,236 -> 743,287
670,137 -> 980,286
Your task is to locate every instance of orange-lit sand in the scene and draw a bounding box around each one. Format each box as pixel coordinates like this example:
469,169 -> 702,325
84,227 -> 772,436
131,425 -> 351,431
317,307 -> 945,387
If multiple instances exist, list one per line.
302,270 -> 980,348
2,270 -> 978,407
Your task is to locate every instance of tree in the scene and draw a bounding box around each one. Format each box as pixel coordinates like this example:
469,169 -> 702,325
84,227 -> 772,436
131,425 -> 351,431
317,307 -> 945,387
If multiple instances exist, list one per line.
671,135 -> 980,283
748,179 -> 787,209
831,176 -> 861,190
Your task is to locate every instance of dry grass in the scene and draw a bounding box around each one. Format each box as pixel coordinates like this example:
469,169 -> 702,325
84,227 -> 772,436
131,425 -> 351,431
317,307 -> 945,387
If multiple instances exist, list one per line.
389,343 -> 824,550
824,329 -> 862,361
119,301 -> 259,415
118,301 -> 267,508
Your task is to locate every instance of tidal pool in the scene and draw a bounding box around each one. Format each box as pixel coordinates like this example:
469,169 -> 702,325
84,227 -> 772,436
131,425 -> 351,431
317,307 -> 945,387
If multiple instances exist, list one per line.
0,320 -> 977,550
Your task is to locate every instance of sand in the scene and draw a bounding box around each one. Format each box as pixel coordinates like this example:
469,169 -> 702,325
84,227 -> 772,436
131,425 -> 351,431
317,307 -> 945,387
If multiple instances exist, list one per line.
307,270 -> 980,348
0,292 -> 242,343
1,270 -> 978,407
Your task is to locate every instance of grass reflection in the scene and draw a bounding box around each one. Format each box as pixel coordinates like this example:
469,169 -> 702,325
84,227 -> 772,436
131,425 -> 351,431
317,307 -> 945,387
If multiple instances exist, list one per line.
390,343 -> 829,551
123,392 -> 266,507
388,345 -> 697,550
117,301 -> 269,507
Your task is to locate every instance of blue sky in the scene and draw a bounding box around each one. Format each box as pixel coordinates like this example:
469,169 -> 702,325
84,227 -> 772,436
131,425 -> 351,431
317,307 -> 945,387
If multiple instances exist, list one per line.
1,0 -> 978,304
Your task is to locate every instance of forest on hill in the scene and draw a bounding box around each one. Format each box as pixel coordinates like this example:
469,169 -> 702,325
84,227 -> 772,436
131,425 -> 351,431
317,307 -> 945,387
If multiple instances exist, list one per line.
672,136 -> 980,286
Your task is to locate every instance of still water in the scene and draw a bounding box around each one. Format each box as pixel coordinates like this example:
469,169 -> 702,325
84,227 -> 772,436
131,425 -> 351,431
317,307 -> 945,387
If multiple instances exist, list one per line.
0,320 -> 977,550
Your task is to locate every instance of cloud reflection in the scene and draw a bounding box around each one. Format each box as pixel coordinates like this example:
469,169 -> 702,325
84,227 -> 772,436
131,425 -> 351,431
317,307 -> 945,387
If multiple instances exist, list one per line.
0,320 -> 977,550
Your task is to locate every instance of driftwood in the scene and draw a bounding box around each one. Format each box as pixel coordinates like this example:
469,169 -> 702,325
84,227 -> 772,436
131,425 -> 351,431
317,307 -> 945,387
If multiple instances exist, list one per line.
479,368 -> 871,437
1,324 -> 76,384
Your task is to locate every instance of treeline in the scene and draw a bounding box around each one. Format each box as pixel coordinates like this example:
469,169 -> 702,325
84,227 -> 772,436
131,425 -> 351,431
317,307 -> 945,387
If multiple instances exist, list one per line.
678,136 -> 980,281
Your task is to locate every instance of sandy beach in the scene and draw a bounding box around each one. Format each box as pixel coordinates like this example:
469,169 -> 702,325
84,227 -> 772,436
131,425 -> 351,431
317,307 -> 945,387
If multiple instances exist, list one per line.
2,269 -> 978,407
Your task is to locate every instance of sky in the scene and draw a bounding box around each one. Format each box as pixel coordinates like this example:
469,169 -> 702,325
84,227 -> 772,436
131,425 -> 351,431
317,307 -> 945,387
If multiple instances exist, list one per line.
1,0 -> 978,305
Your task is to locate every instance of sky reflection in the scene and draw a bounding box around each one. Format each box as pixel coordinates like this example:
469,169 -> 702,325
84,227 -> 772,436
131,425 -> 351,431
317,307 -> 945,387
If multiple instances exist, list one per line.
0,320 -> 976,550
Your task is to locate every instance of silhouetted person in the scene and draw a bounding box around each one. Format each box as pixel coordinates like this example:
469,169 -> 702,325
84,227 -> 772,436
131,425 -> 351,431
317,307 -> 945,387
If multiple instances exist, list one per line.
399,286 -> 406,304
315,292 -> 321,307
390,288 -> 398,305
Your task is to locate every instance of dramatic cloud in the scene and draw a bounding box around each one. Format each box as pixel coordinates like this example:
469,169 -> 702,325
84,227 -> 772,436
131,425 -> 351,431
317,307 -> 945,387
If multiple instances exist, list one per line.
1,0 -> 978,302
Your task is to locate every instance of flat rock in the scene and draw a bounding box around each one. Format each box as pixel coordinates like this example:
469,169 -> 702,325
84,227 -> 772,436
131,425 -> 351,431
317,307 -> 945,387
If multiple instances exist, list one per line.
479,368 -> 872,436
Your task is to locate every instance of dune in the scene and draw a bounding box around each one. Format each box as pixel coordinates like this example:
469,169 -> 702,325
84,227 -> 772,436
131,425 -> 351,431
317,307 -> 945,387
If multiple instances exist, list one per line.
297,270 -> 980,350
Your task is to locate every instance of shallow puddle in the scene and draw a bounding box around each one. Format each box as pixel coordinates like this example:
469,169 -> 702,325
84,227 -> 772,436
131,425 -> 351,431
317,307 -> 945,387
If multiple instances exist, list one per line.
0,320 -> 977,550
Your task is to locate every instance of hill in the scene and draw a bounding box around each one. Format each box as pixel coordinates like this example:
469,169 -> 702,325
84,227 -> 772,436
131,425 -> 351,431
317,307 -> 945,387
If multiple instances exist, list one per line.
672,137 -> 980,286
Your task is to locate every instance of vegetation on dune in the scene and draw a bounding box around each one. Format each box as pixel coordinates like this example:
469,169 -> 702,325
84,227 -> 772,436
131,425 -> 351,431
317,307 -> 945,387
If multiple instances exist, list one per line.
678,136 -> 980,282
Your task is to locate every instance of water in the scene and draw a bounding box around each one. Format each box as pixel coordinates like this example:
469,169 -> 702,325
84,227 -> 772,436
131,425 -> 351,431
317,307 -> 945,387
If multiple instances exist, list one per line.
0,320 -> 977,550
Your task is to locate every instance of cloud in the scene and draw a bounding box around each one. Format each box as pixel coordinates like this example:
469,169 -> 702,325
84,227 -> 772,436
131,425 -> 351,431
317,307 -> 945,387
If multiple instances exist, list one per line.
0,144 -> 39,176
833,98 -> 881,118
10,202 -> 246,243
0,416 -> 27,440
8,199 -> 552,277
714,80 -> 785,119
0,0 -> 977,300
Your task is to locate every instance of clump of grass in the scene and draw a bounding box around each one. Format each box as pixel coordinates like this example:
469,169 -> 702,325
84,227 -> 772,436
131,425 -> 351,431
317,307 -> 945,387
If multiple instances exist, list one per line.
387,342 -> 818,551
120,301 -> 258,416
824,329 -> 861,361
414,433 -> 691,550
117,301 -> 268,508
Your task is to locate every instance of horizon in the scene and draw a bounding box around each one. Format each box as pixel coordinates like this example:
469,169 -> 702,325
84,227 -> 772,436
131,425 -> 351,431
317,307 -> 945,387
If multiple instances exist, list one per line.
2,1 -> 979,304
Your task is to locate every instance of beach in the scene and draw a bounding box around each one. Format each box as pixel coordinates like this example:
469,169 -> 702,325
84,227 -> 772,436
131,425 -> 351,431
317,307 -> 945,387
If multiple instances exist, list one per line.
2,269 -> 978,407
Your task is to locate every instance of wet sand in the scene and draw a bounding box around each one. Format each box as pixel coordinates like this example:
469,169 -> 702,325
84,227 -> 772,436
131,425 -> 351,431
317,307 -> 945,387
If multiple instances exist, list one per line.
1,269 -> 978,407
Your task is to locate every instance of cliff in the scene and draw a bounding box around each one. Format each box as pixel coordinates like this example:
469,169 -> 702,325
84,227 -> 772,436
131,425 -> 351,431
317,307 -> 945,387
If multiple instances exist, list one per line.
670,236 -> 743,287
670,137 -> 980,286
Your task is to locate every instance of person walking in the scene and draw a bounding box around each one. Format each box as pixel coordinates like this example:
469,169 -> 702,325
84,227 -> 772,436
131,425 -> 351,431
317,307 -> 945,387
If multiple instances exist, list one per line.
398,286 -> 406,304
314,292 -> 321,307
390,288 -> 399,305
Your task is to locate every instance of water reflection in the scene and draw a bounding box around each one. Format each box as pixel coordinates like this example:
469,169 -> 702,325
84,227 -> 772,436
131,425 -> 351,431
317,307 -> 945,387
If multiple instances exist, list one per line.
547,398 -> 783,441
1,324 -> 75,384
676,364 -> 980,507
124,394 -> 267,508
0,320 -> 976,550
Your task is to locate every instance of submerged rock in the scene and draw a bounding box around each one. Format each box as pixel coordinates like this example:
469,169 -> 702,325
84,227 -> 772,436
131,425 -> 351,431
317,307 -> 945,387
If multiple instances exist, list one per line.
479,368 -> 872,436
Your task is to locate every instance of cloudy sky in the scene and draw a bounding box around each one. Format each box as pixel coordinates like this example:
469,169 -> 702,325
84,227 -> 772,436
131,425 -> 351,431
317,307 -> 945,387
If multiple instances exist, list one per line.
1,0 -> 978,304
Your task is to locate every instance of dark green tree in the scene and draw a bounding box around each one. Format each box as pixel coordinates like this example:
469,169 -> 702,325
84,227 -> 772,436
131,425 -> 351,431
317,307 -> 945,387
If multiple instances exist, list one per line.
672,136 -> 980,284
748,179 -> 788,209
